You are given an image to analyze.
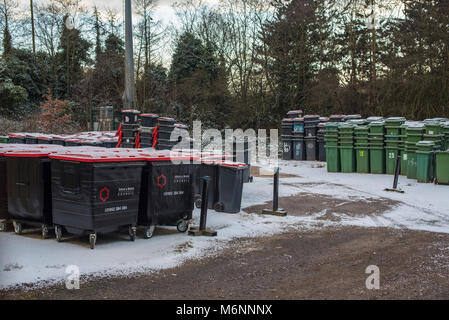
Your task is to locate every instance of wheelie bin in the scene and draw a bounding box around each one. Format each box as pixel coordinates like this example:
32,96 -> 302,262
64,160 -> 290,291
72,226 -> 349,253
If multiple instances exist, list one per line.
138,152 -> 196,239
416,141 -> 435,183
50,150 -> 147,249
282,135 -> 293,160
8,133 -> 26,144
5,146 -> 62,238
213,162 -> 247,214
435,151 -> 449,185
0,145 -> 10,231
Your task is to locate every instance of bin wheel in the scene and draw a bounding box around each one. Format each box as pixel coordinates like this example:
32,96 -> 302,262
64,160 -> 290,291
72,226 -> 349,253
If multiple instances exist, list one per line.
55,225 -> 63,242
129,226 -> 137,242
214,202 -> 224,213
89,233 -> 97,250
194,195 -> 202,209
249,176 -> 254,183
176,220 -> 189,233
41,225 -> 49,239
144,226 -> 155,239
13,221 -> 22,235
0,221 -> 6,232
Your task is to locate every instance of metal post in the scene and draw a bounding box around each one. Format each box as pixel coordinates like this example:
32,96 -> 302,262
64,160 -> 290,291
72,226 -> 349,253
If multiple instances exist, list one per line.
385,155 -> 405,193
393,155 -> 402,190
273,167 -> 279,211
199,177 -> 210,231
124,0 -> 135,110
262,167 -> 287,216
189,176 -> 217,237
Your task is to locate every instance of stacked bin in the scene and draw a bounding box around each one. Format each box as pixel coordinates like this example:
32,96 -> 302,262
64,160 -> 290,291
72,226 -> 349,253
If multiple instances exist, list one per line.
354,126 -> 370,173
384,117 -> 406,175
317,123 -> 326,162
329,115 -> 345,123
156,117 -> 176,150
325,123 -> 340,172
416,141 -> 435,183
338,124 -> 355,173
424,120 -> 444,151
287,110 -> 303,119
292,118 -> 305,160
304,115 -> 320,161
405,124 -> 424,180
139,114 -> 159,148
120,110 -> 141,148
281,118 -> 294,160
368,121 -> 385,174
8,133 -> 26,144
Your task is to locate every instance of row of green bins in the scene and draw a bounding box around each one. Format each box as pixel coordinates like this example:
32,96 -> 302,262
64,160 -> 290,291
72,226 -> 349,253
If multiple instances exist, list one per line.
435,150 -> 449,185
368,121 -> 385,174
406,123 -> 424,179
384,117 -> 406,175
325,122 -> 340,172
354,126 -> 370,173
339,124 -> 355,173
416,141 -> 435,183
0,136 -> 9,144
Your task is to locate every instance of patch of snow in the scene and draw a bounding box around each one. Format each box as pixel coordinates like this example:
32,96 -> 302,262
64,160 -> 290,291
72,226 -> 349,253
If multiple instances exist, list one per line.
1,160 -> 449,289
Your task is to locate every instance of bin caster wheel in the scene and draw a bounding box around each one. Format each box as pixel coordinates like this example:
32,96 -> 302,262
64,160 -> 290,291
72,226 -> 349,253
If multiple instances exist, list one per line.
41,225 -> 49,239
13,221 -> 22,235
144,226 -> 155,239
194,195 -> 202,209
129,226 -> 137,242
177,220 -> 189,233
55,225 -> 63,242
89,233 -> 97,250
249,176 -> 254,183
214,202 -> 224,212
0,221 -> 6,232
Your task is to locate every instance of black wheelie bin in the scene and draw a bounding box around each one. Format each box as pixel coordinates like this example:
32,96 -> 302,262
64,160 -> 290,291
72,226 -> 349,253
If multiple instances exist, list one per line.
213,162 -> 247,214
0,144 -> 11,231
5,145 -> 62,238
49,150 -> 147,249
138,152 -> 196,239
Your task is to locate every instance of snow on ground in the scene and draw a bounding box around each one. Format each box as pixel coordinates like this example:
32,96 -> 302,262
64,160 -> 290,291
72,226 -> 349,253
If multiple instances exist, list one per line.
1,160 -> 449,289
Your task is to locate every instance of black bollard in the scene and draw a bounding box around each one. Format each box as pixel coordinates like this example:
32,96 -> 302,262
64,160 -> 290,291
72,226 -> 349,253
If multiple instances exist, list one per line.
199,176 -> 210,231
385,155 -> 405,193
262,167 -> 287,216
189,176 -> 217,237
273,167 -> 279,211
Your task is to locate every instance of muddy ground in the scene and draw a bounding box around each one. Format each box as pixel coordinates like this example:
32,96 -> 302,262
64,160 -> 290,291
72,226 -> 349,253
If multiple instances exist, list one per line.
2,191 -> 449,300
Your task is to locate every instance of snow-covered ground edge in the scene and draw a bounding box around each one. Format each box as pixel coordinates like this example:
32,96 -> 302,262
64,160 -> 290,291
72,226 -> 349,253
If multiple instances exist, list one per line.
1,160 -> 449,290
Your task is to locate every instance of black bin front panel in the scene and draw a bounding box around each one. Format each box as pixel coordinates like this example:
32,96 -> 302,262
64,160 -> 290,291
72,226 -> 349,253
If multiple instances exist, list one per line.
142,162 -> 194,226
52,160 -> 144,234
217,166 -> 244,214
7,157 -> 52,224
0,157 -> 8,220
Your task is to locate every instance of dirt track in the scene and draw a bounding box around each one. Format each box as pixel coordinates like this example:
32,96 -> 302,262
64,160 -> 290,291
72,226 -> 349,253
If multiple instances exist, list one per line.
2,192 -> 449,300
